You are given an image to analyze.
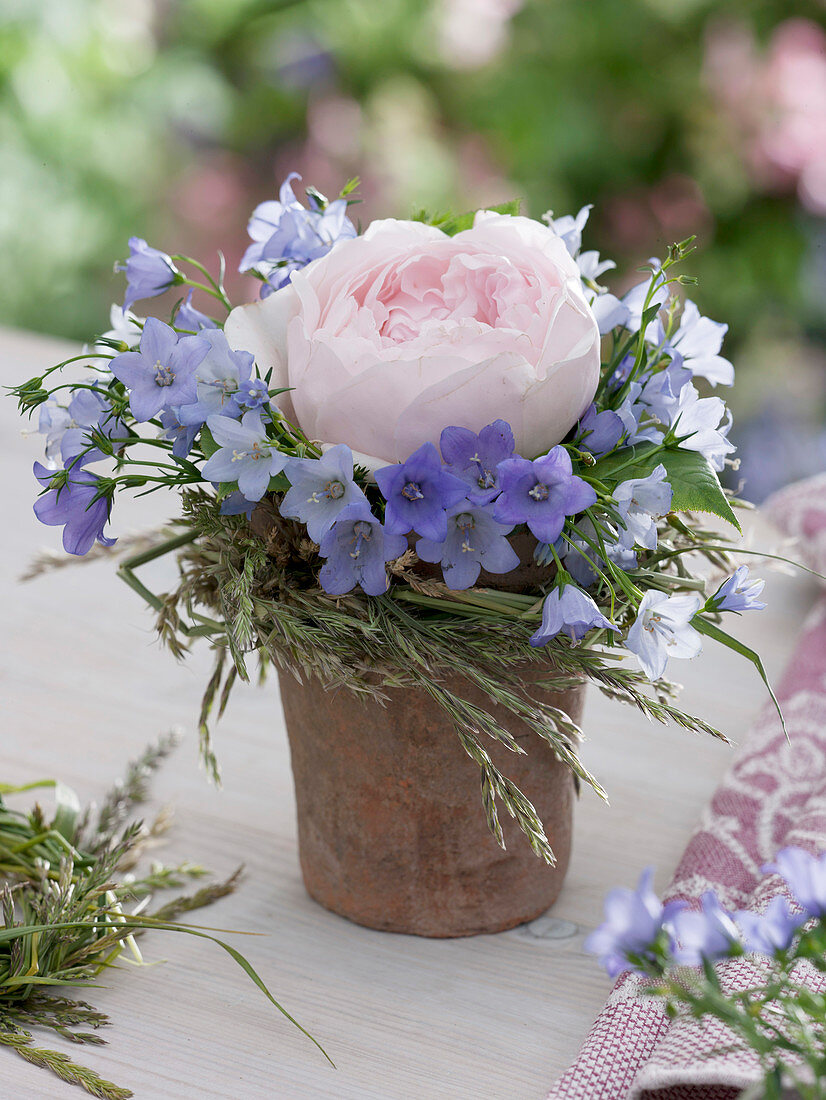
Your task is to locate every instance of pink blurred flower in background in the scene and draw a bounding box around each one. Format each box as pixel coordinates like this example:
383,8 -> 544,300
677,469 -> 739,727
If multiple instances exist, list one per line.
759,19 -> 826,215
705,18 -> 826,215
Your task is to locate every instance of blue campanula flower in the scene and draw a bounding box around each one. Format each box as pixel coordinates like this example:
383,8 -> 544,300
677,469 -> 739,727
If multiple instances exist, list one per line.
735,896 -> 804,957
668,384 -> 735,471
666,300 -> 734,387
97,303 -> 143,351
764,848 -> 826,918
201,409 -> 288,502
318,504 -> 408,596
39,387 -> 127,467
175,290 -> 217,333
614,465 -> 673,551
416,504 -> 519,590
280,444 -> 368,542
375,442 -> 467,542
561,519 -> 637,588
219,491 -> 256,518
117,237 -> 181,310
637,359 -> 693,423
176,329 -> 254,426
494,448 -> 597,545
615,383 -> 662,448
708,565 -> 767,613
670,892 -> 741,966
584,868 -> 675,978
439,420 -> 515,504
37,401 -> 71,464
234,378 -> 270,413
574,404 -> 624,458
33,462 -> 115,556
544,204 -> 592,256
591,292 -> 629,335
625,590 -> 703,680
529,582 -> 618,647
239,173 -> 357,297
576,248 -> 615,285
159,408 -> 200,459
110,318 -> 209,423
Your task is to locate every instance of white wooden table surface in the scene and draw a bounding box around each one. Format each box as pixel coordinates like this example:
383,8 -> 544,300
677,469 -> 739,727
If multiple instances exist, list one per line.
0,325 -> 811,1100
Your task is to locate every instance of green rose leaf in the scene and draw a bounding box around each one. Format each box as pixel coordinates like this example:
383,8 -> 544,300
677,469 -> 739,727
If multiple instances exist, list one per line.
594,443 -> 741,531
199,425 -> 220,459
420,201 -> 523,237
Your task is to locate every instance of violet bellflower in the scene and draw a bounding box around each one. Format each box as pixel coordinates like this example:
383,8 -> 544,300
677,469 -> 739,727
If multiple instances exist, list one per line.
175,290 -> 217,333
560,519 -> 637,588
109,318 -> 208,423
33,462 -> 115,556
591,292 -> 630,336
176,328 -> 254,426
159,409 -> 200,460
574,403 -> 624,458
318,503 -> 408,596
735,896 -> 804,957
584,868 -> 675,979
439,420 -> 515,504
97,304 -> 142,351
665,300 -> 734,387
201,409 -> 288,503
219,491 -> 256,518
493,447 -> 597,545
669,892 -> 741,966
280,444 -> 369,542
764,847 -> 826,917
416,504 -> 519,590
235,378 -> 270,412
239,173 -> 357,297
614,465 -> 673,551
117,237 -> 181,311
637,359 -> 693,423
529,582 -> 619,647
615,382 -> 663,448
624,590 -> 703,681
375,442 -> 468,542
668,383 -> 735,471
544,205 -> 616,299
39,387 -> 127,468
707,565 -> 767,613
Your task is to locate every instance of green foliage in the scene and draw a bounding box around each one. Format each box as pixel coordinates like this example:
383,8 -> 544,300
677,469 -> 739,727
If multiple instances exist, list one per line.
0,736 -> 328,1094
644,919 -> 826,1099
596,443 -> 741,531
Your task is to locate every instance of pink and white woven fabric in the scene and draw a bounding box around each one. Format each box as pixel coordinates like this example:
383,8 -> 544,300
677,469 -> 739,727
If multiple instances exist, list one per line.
548,482 -> 826,1100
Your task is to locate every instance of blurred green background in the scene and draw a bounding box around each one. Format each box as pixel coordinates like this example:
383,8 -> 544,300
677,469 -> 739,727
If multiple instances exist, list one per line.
2,0 -> 825,498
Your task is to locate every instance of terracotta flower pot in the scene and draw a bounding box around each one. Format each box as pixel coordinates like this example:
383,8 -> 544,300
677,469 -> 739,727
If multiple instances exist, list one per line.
278,669 -> 584,937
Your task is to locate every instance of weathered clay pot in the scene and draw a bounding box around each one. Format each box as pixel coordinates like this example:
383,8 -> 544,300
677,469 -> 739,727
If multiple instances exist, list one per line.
278,669 -> 584,937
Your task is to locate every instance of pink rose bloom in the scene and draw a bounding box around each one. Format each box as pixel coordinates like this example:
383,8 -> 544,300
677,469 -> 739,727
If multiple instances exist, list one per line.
225,211 -> 601,465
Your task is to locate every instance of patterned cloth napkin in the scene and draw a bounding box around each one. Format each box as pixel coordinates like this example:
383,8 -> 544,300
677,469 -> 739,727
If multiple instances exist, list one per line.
548,478 -> 826,1100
